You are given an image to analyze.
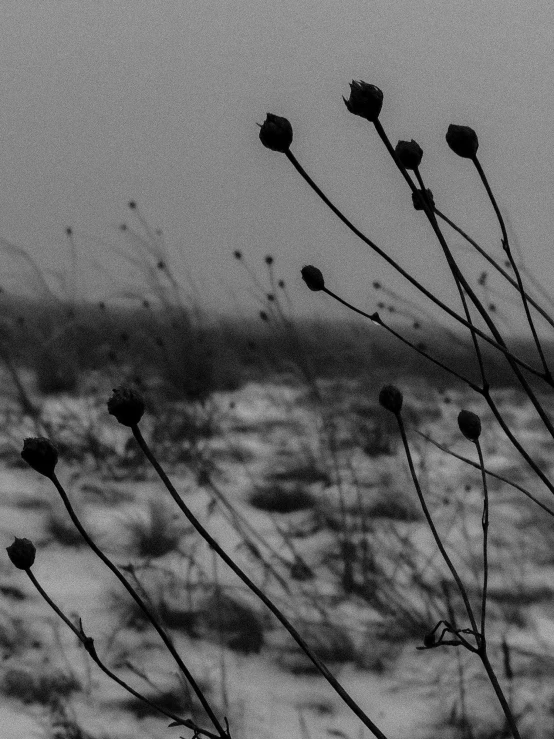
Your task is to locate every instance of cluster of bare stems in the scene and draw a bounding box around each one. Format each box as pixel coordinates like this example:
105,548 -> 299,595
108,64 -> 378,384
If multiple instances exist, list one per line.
7,79 -> 554,739
10,385 -> 397,739
257,79 -> 554,739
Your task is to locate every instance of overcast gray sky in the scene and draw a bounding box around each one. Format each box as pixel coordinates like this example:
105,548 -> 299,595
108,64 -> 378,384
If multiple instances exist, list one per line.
1,0 -> 553,331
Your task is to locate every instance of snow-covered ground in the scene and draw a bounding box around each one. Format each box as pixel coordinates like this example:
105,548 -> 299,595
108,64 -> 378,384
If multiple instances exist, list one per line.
1,376 -> 554,738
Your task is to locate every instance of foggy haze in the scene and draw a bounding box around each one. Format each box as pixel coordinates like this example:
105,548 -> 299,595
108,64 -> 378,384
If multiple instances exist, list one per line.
1,0 -> 553,332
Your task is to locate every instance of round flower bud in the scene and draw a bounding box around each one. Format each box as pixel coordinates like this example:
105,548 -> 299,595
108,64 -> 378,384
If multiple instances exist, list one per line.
107,386 -> 145,427
423,631 -> 436,648
343,80 -> 383,122
395,140 -> 423,170
446,124 -> 479,159
6,537 -> 36,570
21,437 -> 58,477
301,265 -> 325,292
378,385 -> 403,414
258,114 -> 293,153
457,409 -> 481,441
412,188 -> 434,211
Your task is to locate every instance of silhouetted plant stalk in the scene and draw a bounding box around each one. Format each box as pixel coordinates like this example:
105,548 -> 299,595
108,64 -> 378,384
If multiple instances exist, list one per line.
471,156 -> 552,380
301,265 -> 479,390
107,385 -> 390,739
261,121 -> 547,384
23,560 -> 218,736
336,272 -> 554,522
262,94 -> 554,515
378,389 -> 521,739
17,437 -> 228,739
256,86 -> 554,738
258,94 -> 554,458
304,264 -> 554,505
433,207 -> 554,332
363,101 -> 554,445
377,125 -> 488,390
414,427 -> 554,518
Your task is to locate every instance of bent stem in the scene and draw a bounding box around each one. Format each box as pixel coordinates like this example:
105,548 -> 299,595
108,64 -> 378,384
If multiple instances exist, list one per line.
131,423 -> 390,739
284,149 -> 544,381
319,286 -> 480,391
413,428 -> 554,518
479,649 -> 522,739
473,438 -> 521,739
475,439 -> 489,640
394,408 -> 521,738
472,155 -> 551,380
378,133 -> 488,391
316,277 -> 554,514
414,164 -> 487,389
25,568 -> 217,739
434,207 -> 554,332
393,410 -> 480,641
47,472 -> 226,738
372,120 -> 554,442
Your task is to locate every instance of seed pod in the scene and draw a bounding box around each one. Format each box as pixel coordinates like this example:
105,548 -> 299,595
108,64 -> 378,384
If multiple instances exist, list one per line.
458,409 -> 481,441
395,140 -> 423,170
446,124 -> 479,159
258,113 -> 293,153
301,265 -> 325,292
343,80 -> 383,122
412,188 -> 434,211
107,386 -> 145,427
6,537 -> 36,570
21,437 -> 58,477
378,385 -> 403,414
423,631 -> 436,648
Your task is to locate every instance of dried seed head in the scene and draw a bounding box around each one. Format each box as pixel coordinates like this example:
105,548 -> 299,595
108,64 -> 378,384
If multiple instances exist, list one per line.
412,188 -> 434,211
457,409 -> 481,441
301,265 -> 325,291
446,124 -> 479,159
343,80 -> 383,122
423,631 -> 436,648
21,437 -> 58,477
258,113 -> 293,153
6,537 -> 36,570
378,385 -> 403,414
395,140 -> 423,170
107,386 -> 145,427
